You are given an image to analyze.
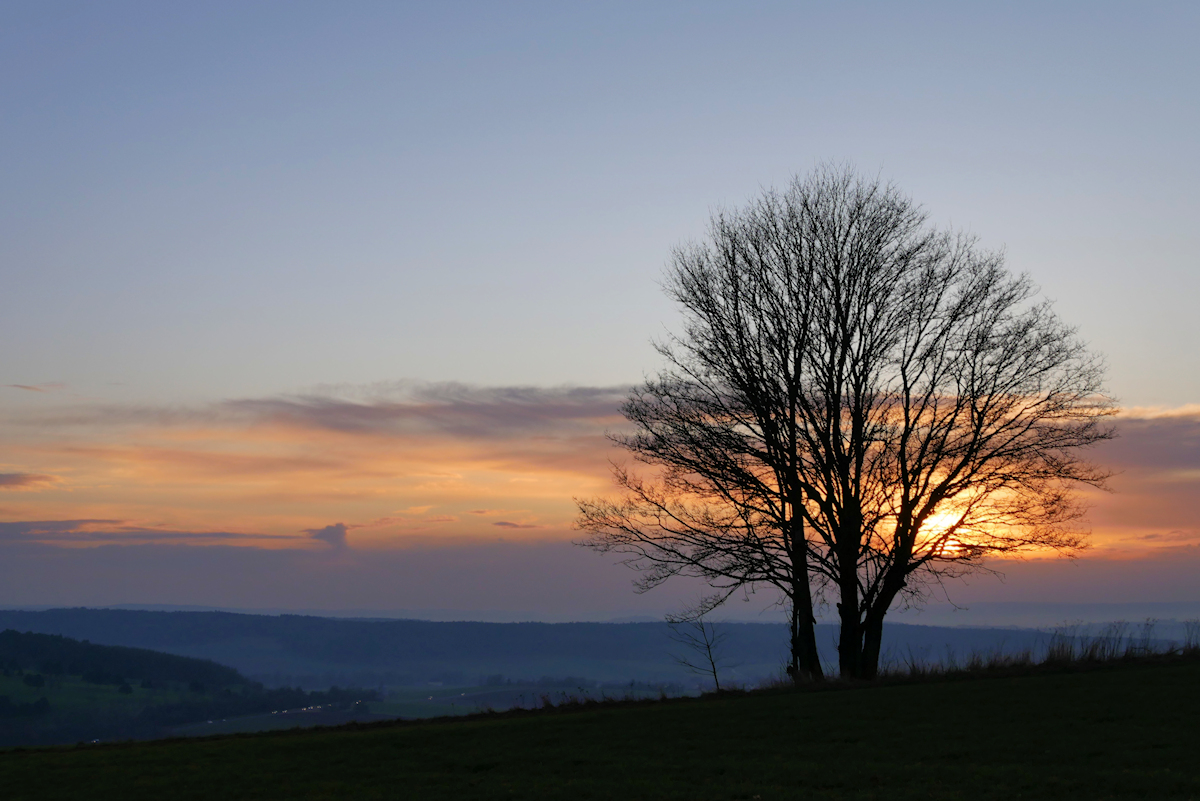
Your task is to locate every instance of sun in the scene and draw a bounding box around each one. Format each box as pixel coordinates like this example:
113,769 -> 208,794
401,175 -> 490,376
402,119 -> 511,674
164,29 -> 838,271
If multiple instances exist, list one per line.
918,511 -> 977,559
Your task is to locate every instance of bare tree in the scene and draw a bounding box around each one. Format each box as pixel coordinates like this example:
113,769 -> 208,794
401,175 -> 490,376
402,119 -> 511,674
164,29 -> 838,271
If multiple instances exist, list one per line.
576,166 -> 1115,680
666,604 -> 730,692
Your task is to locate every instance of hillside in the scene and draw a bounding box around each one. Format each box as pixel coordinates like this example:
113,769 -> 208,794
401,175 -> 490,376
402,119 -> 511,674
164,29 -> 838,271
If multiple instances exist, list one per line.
0,630 -> 379,746
0,608 -> 1051,688
1,658 -> 1197,800
0,629 -> 243,688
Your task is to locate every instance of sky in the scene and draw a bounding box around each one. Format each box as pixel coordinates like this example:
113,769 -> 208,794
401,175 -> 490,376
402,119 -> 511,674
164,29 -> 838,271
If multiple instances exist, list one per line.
2,1 -> 1198,622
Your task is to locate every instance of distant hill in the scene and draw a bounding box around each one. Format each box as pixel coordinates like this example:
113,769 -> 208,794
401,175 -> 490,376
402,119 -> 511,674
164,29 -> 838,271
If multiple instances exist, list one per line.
0,629 -> 243,689
0,608 -> 1050,688
0,629 -> 379,747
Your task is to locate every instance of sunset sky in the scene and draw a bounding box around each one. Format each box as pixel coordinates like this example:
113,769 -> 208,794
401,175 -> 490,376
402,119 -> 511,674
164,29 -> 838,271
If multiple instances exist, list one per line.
2,2 -> 1198,621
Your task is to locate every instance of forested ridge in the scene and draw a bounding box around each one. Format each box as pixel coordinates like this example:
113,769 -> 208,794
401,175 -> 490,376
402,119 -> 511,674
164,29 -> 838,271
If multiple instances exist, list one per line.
0,608 -> 1048,684
0,629 -> 242,688
0,629 -> 378,746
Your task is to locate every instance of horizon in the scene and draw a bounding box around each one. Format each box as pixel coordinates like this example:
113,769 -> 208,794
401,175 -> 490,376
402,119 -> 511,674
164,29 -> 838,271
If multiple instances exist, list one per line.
7,601 -> 1200,631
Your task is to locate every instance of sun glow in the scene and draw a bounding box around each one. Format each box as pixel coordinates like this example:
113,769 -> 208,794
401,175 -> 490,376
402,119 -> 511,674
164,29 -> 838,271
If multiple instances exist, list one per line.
916,511 -> 978,559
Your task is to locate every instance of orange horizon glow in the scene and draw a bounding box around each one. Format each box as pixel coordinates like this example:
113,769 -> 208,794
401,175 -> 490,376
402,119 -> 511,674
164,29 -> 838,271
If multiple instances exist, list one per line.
1,392 -> 1197,562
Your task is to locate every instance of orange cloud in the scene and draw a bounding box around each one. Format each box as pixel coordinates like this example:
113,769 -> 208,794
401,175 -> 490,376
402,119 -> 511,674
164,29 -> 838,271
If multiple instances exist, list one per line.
1080,410 -> 1200,551
0,473 -> 58,490
0,383 -> 625,545
3,384 -> 1198,565
0,518 -> 298,547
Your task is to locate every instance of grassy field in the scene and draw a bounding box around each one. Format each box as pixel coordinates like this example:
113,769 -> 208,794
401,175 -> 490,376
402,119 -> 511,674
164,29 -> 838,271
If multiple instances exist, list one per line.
0,671 -> 196,712
370,680 -> 677,718
0,671 -> 205,745
164,680 -> 675,738
0,665 -> 376,745
1,658 -> 1198,800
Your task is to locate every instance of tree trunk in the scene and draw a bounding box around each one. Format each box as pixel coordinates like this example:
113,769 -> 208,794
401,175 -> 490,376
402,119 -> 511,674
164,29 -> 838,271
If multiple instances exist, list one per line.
859,613 -> 885,680
835,512 -> 865,678
837,575 -> 863,678
859,581 -> 904,679
785,508 -> 823,682
788,586 -> 823,683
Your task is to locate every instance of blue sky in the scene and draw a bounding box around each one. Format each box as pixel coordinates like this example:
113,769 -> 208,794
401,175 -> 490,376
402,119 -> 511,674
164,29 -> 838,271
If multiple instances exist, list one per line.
1,2 -> 1198,615
4,1 -> 1197,404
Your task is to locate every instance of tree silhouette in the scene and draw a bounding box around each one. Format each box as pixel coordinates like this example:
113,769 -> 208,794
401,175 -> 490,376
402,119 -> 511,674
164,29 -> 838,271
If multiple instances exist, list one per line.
577,166 -> 1115,679
666,599 -> 733,692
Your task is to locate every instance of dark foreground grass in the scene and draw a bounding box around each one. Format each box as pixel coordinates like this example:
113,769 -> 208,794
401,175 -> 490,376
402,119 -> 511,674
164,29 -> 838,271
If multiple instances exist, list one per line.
2,659 -> 1198,800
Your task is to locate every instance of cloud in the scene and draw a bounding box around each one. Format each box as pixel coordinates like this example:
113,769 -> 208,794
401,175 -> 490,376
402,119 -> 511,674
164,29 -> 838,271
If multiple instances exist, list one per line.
0,519 -> 297,545
1097,412 -> 1200,471
1083,410 -> 1200,538
220,382 -> 629,439
1116,404 -> 1200,420
0,396 -> 1198,612
8,381 -> 629,483
0,520 -> 120,540
0,382 -> 631,551
0,473 -> 58,490
18,382 -> 628,436
305,523 -> 349,550
6,383 -> 1198,561
1129,530 -> 1200,543
5,383 -> 65,393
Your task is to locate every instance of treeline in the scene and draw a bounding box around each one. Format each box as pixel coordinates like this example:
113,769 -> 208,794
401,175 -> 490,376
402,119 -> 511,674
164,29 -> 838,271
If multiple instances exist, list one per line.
0,629 -> 243,689
0,609 -> 795,669
0,608 -> 1052,686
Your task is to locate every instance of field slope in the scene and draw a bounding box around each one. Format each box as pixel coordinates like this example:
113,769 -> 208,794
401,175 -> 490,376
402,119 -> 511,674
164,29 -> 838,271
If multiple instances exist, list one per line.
2,659 -> 1198,800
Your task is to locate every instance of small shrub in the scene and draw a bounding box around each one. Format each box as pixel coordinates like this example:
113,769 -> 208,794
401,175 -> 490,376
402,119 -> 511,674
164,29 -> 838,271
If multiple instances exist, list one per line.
1127,619 -> 1157,658
1045,625 -> 1080,664
1184,620 -> 1200,655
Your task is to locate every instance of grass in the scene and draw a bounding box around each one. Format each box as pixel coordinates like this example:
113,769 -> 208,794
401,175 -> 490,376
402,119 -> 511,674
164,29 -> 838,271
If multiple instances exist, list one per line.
166,680 -> 676,738
0,672 -> 196,713
1,655 -> 1198,800
372,680 -> 676,719
0,671 -> 205,745
873,617 -> 1200,680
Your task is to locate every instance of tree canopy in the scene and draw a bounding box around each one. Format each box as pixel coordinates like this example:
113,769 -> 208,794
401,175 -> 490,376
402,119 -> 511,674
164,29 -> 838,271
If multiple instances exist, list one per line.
577,166 -> 1115,679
